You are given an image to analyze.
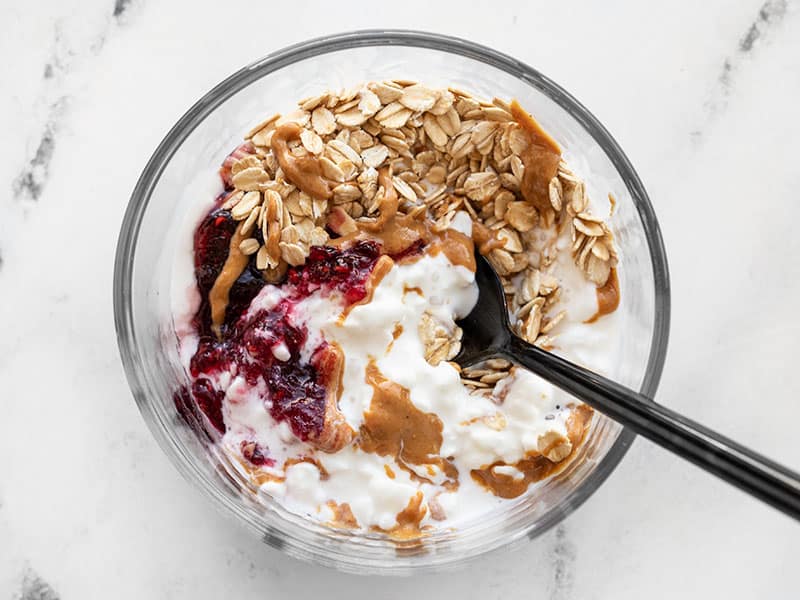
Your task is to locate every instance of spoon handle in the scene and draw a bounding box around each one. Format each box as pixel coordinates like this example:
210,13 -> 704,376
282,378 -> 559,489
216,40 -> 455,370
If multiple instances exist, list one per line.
505,335 -> 800,521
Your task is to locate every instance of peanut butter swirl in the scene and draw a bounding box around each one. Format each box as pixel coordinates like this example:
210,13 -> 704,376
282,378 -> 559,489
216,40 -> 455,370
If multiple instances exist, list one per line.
359,360 -> 458,486
271,122 -> 332,200
470,404 -> 593,498
208,222 -> 249,338
585,268 -> 620,324
371,491 -> 429,541
510,99 -> 562,211
327,178 -> 478,273
326,500 -> 358,529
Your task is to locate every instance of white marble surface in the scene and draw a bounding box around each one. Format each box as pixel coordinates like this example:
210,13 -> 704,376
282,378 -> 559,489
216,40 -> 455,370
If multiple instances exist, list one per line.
1,0 -> 799,597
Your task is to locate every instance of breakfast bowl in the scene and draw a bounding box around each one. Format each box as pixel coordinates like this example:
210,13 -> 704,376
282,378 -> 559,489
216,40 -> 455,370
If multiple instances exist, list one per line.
113,29 -> 670,575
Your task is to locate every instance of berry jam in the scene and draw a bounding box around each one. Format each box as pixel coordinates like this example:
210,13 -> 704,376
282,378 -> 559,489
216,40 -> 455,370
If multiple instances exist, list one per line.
389,238 -> 425,263
241,441 -> 275,467
192,209 -> 267,338
287,242 -> 382,304
193,208 -> 237,295
181,230 -> 382,447
191,378 -> 226,434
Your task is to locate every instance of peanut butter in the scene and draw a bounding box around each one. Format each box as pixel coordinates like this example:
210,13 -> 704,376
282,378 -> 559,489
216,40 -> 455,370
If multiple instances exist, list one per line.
329,208 -> 429,257
585,267 -> 620,324
361,167 -> 399,232
271,122 -> 332,200
429,227 -> 476,271
471,220 -> 507,255
239,457 -> 283,487
360,360 -> 458,485
245,454 -> 329,486
386,322 -> 404,354
208,223 -> 249,338
391,491 -> 427,539
307,342 -> 354,453
326,500 -> 359,529
470,404 -> 593,498
339,255 -> 394,322
510,99 -> 561,211
372,491 -> 428,540
329,183 -> 477,272
284,455 -> 330,479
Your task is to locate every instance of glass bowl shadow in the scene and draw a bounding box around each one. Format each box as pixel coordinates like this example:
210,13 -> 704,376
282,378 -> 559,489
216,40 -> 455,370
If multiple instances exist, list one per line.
113,30 -> 670,575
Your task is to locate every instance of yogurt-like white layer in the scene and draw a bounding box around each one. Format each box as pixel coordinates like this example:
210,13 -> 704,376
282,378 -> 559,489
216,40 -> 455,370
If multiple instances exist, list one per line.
175,203 -> 620,532
191,234 -> 618,530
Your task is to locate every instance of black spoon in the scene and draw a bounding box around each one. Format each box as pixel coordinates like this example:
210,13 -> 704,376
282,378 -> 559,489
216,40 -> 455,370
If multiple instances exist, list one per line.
455,253 -> 800,521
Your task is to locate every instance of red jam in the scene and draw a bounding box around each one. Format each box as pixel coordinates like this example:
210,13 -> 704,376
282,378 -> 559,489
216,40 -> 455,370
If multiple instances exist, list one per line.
287,242 -> 382,303
241,441 -> 275,467
179,226 -> 382,450
192,208 -> 266,338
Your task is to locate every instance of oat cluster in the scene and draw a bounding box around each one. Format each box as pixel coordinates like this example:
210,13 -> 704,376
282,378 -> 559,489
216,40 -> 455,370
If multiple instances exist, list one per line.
218,80 -> 618,388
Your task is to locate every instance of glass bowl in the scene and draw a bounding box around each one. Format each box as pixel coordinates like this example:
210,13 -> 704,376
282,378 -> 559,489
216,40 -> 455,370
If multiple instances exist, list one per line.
113,30 -> 670,575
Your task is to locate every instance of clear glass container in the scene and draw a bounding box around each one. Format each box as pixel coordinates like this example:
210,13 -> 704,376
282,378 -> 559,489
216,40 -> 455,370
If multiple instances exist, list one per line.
113,30 -> 670,575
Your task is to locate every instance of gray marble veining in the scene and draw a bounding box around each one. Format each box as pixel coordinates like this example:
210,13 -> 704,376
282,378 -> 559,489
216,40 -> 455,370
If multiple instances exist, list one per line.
696,0 -> 792,141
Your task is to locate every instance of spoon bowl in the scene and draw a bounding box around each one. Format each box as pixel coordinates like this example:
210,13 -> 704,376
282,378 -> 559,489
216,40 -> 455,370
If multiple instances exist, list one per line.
455,253 -> 512,367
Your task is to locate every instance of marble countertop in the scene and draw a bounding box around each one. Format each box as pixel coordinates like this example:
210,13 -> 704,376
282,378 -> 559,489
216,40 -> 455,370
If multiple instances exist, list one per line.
2,0 -> 799,598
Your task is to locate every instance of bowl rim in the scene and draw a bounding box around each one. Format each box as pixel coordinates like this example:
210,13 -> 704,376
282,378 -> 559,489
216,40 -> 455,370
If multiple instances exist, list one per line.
114,29 -> 671,572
